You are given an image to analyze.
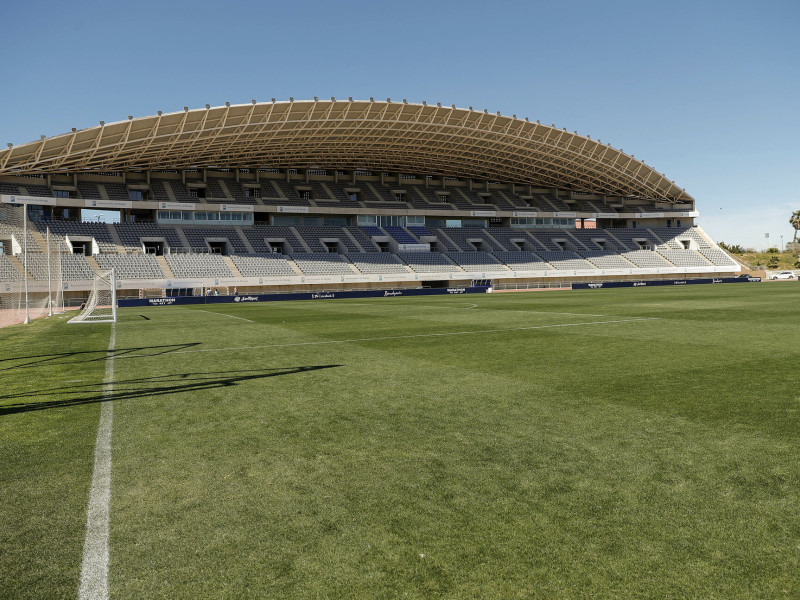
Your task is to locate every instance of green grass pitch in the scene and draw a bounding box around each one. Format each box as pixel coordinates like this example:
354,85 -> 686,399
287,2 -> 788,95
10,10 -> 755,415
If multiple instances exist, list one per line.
1,284 -> 799,599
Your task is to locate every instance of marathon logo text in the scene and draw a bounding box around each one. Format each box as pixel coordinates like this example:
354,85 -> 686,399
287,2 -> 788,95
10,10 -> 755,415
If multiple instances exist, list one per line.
148,297 -> 177,306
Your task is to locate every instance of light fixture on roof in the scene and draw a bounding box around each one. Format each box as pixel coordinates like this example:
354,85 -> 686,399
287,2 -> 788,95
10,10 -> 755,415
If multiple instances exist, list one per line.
469,106 -> 473,110
348,97 -> 353,101
513,114 -> 516,119
271,98 -> 276,102
330,97 -> 335,101
370,97 -> 374,102
422,100 -> 427,105
451,104 -> 455,109
7,143 -> 12,148
496,111 -> 500,116
252,99 -> 257,104
313,97 -> 318,101
205,104 -> 210,109
225,102 -> 230,107
72,128 -> 77,132
484,109 -> 488,113
437,102 -> 441,107
403,99 -> 407,103
525,117 -> 529,122
289,97 -> 294,102
41,135 -> 46,139
128,115 -> 133,120
184,107 -> 189,111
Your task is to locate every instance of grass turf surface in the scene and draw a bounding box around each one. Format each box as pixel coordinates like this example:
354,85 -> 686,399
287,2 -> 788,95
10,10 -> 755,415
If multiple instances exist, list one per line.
1,284 -> 799,598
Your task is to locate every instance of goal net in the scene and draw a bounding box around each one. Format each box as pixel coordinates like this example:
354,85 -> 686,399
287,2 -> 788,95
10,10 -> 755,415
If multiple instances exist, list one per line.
45,228 -> 65,315
0,204 -> 65,327
69,268 -> 117,324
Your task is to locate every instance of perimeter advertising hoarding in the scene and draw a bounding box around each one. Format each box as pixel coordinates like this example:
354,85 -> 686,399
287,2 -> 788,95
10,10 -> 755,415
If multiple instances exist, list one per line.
572,277 -> 760,290
119,286 -> 488,307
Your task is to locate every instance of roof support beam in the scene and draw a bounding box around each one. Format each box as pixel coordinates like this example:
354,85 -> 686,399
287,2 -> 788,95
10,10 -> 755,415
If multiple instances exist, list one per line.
0,100 -> 693,202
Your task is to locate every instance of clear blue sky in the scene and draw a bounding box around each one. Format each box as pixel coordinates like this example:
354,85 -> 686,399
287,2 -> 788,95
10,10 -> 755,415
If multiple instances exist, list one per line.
2,0 -> 797,249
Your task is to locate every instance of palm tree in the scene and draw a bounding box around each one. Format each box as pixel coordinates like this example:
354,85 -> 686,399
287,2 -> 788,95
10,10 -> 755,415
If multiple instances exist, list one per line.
791,210 -> 800,242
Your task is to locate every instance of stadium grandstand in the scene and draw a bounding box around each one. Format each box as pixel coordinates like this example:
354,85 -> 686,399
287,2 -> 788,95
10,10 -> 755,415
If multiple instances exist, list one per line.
0,98 -> 739,307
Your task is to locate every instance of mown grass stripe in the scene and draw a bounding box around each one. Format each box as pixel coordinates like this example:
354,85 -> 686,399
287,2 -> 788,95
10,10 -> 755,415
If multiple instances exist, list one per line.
135,316 -> 658,357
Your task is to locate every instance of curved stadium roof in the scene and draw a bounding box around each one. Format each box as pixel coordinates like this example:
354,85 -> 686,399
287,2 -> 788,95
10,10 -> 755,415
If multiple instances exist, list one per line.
0,99 -> 692,202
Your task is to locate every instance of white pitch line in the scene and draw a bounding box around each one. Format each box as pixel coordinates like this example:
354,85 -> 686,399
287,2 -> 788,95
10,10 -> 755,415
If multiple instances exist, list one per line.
127,317 -> 657,358
284,302 -> 609,317
336,303 -> 372,306
78,323 -> 116,600
189,308 -> 254,323
464,308 -> 614,317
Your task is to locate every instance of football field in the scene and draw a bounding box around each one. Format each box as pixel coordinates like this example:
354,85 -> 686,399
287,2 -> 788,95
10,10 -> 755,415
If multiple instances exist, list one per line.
1,284 -> 799,598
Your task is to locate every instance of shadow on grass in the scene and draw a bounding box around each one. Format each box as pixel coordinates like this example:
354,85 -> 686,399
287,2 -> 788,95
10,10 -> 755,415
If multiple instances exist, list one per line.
0,343 -> 202,371
0,366 -> 342,416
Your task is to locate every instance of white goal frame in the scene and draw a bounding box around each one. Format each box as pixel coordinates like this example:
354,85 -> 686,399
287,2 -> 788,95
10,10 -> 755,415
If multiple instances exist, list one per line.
69,268 -> 118,324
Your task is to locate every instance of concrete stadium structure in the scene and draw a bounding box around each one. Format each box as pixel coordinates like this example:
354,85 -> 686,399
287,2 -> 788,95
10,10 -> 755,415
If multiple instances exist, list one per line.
0,99 -> 737,302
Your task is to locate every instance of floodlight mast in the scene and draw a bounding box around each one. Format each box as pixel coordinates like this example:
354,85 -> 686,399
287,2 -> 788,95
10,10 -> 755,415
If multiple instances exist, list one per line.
111,268 -> 117,322
23,202 -> 29,324
47,226 -> 53,317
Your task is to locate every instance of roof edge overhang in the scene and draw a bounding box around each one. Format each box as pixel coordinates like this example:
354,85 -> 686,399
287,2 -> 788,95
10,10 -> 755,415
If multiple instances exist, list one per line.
0,99 -> 694,203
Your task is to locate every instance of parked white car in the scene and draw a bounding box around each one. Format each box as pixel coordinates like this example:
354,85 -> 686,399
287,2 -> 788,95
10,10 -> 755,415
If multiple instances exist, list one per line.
770,271 -> 796,280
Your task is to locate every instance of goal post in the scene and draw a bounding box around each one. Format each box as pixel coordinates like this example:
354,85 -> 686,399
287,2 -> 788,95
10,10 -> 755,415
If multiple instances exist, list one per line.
45,227 -> 65,315
69,268 -> 118,324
